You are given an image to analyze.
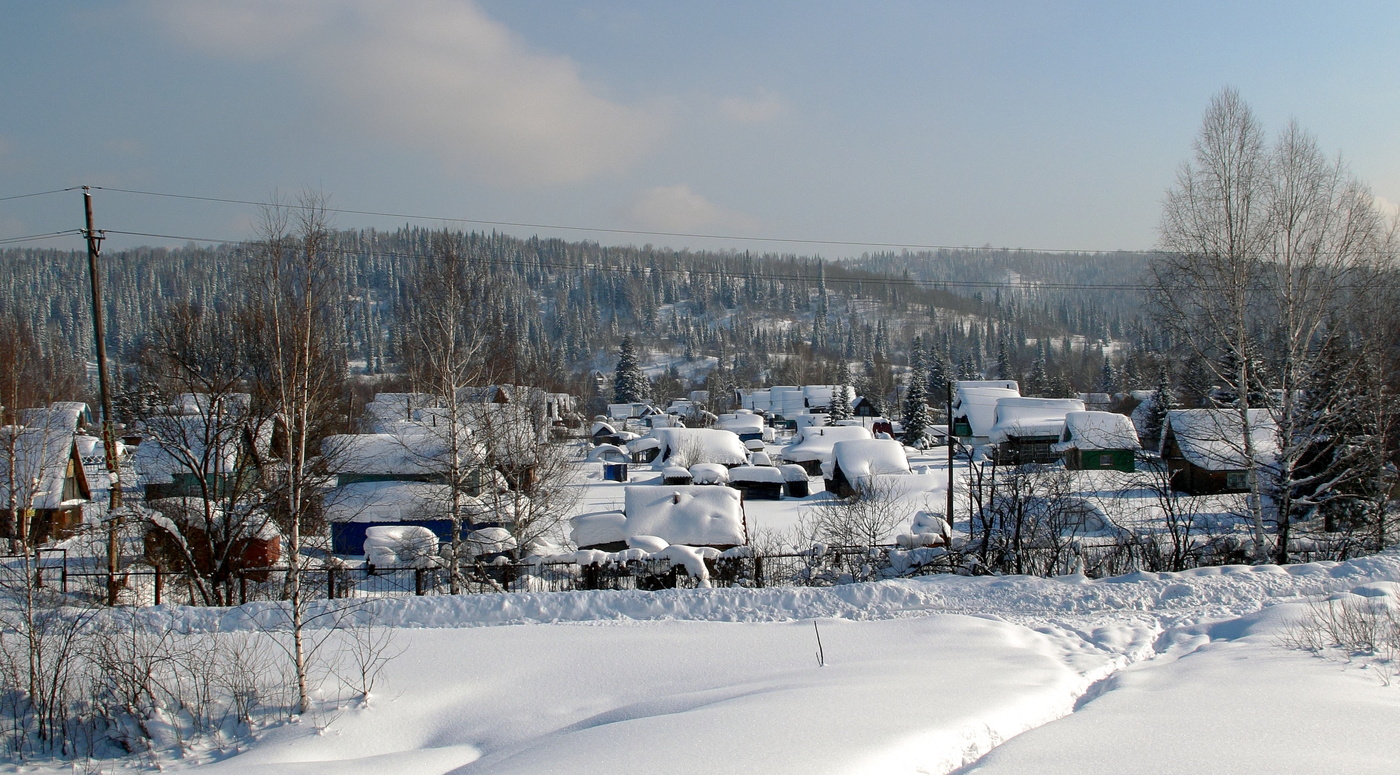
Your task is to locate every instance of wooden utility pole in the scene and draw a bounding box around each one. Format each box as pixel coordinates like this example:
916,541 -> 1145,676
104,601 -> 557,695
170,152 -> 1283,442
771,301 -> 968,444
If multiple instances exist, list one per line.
946,380 -> 955,525
83,186 -> 123,603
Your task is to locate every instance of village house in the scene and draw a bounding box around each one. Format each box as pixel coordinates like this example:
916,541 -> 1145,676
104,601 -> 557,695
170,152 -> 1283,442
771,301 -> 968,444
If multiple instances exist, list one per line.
628,427 -> 749,468
321,428 -> 506,555
988,397 -> 1086,465
1160,408 -> 1279,495
1053,410 -> 1142,472
821,438 -> 912,498
950,380 -> 1021,444
0,403 -> 95,542
778,423 -> 874,475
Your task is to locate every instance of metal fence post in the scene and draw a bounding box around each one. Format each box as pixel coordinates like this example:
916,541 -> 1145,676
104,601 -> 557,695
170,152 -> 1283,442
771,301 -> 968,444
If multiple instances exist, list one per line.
327,568 -> 337,600
415,568 -> 424,596
153,566 -> 162,606
754,555 -> 764,588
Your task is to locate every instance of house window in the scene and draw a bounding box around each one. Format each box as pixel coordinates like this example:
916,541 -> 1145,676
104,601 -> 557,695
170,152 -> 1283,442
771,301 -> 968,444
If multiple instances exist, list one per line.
1225,472 -> 1248,491
1099,454 -> 1116,468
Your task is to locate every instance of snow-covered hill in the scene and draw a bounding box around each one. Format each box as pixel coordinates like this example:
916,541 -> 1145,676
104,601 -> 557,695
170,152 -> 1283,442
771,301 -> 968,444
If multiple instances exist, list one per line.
80,552 -> 1400,774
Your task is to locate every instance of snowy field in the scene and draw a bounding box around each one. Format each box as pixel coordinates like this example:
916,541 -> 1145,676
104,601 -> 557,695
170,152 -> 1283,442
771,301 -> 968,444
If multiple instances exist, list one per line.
32,551 -> 1400,774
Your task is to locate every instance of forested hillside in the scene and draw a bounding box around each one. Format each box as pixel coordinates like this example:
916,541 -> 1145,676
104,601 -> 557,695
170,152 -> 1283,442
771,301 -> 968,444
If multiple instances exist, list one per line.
0,229 -> 1150,411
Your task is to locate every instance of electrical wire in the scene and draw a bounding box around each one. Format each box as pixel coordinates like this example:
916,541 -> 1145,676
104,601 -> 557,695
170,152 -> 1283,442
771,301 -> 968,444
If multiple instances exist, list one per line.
0,229 -> 83,246
87,185 -> 1152,256
0,187 -> 81,203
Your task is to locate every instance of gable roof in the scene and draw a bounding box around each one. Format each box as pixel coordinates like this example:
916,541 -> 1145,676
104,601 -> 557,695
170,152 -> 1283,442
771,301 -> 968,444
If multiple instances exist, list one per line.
780,424 -> 873,464
1052,411 -> 1142,452
987,397 -> 1085,444
952,381 -> 1021,437
1164,409 -> 1278,471
0,424 -> 89,511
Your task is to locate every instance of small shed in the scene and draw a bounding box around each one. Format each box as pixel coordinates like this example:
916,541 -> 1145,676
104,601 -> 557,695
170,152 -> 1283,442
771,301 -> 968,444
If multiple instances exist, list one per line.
1053,411 -> 1141,472
662,465 -> 694,485
779,464 -> 811,498
1161,409 -> 1278,495
728,465 -> 784,500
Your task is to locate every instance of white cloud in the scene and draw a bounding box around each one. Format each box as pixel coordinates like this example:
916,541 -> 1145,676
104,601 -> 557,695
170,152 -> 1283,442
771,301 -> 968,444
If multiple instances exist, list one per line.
718,89 -> 790,124
624,185 -> 759,234
145,0 -> 666,187
1375,195 -> 1400,219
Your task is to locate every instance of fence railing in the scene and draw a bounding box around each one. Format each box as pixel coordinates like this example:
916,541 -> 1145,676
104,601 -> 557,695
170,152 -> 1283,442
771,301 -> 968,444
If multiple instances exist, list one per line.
0,528 -> 1373,607
1,544 -> 961,605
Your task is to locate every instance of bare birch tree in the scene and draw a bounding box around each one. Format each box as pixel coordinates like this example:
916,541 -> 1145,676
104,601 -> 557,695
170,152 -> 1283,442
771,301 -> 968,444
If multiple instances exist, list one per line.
244,191 -> 345,716
1155,88 -> 1395,562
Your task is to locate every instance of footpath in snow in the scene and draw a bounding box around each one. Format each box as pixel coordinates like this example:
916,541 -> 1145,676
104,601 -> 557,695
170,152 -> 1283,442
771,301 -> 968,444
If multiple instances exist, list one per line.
115,553 -> 1400,774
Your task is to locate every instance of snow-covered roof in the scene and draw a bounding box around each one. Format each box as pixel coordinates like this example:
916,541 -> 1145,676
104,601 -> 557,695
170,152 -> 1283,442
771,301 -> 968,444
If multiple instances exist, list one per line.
780,424 -> 873,464
1052,411 -> 1141,452
689,463 -> 730,485
824,439 -> 911,481
323,431 -> 477,476
728,465 -> 784,484
952,381 -> 1021,437
0,424 -> 86,510
323,480 -> 484,524
987,397 -> 1085,444
569,511 -> 627,549
585,444 -> 630,463
133,412 -> 273,485
714,413 -> 764,433
621,485 -> 746,547
1165,409 -> 1279,471
643,428 -> 749,468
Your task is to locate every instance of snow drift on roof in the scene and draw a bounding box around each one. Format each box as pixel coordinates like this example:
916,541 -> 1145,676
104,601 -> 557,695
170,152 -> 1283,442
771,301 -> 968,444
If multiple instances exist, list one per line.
323,481 -> 484,524
988,397 -> 1085,444
780,425 -> 873,463
621,485 -> 746,547
952,381 -> 1022,437
1165,409 -> 1279,471
1052,411 -> 1141,452
829,439 -> 911,480
643,428 -> 748,468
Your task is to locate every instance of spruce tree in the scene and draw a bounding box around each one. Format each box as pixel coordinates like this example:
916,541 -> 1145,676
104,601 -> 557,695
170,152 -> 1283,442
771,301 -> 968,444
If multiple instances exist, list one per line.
613,336 -> 649,403
902,364 -> 932,448
830,362 -> 852,421
1144,366 -> 1174,454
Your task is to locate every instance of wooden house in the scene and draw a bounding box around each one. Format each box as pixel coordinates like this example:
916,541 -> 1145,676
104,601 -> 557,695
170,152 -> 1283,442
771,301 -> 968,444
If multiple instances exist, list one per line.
1053,411 -> 1141,472
1161,409 -> 1278,495
0,420 -> 92,543
988,397 -> 1085,465
950,381 -> 1020,442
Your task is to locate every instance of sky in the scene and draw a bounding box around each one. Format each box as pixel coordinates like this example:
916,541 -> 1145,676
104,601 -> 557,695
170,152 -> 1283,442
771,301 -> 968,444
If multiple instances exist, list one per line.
1,0 -> 1398,256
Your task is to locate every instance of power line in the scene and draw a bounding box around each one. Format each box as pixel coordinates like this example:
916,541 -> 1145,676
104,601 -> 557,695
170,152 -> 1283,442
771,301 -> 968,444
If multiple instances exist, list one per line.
0,187 -> 81,204
0,229 -> 83,246
88,185 -> 1152,256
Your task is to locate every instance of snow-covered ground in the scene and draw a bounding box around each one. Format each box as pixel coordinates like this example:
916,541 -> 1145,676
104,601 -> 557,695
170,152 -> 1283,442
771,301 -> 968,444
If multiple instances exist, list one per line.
38,551 -> 1400,774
